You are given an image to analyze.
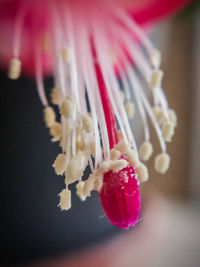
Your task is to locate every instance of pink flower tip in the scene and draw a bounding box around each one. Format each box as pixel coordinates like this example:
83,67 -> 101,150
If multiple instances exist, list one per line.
99,165 -> 141,229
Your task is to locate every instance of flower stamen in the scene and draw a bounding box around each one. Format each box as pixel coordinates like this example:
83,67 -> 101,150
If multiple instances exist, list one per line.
4,0 -> 178,229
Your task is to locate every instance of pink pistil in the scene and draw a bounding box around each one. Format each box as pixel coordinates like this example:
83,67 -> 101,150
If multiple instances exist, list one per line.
95,61 -> 141,229
99,165 -> 140,229
95,61 -> 118,149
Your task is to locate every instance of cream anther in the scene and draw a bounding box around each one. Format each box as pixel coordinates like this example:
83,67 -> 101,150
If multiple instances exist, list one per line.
93,176 -> 103,192
99,161 -> 112,173
149,49 -> 161,69
155,153 -> 170,174
76,126 -> 85,152
82,114 -> 93,133
60,96 -> 74,118
50,122 -> 62,141
109,159 -> 128,172
125,101 -> 135,119
114,142 -> 140,168
76,181 -> 86,201
65,163 -> 83,184
51,87 -> 61,105
61,46 -> 70,62
65,152 -> 86,184
139,141 -> 153,161
8,58 -> 21,80
168,109 -> 177,127
153,106 -> 166,125
114,141 -> 129,153
83,176 -> 95,197
53,153 -> 67,175
110,149 -> 121,160
162,122 -> 175,142
58,189 -> 71,211
136,164 -> 149,183
44,106 -> 56,128
150,69 -> 163,89
126,148 -> 140,168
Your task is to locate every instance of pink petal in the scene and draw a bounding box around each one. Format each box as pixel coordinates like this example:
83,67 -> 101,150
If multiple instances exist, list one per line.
128,0 -> 194,26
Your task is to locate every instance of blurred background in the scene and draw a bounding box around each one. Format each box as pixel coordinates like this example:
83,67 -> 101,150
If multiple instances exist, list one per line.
141,4 -> 200,266
150,3 -> 200,201
1,1 -> 200,266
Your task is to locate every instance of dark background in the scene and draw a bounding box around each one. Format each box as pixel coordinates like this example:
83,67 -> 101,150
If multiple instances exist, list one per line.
0,72 -> 121,265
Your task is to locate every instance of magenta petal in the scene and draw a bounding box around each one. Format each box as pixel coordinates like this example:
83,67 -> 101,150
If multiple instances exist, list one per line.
129,0 -> 194,26
99,165 -> 141,229
0,0 -> 53,76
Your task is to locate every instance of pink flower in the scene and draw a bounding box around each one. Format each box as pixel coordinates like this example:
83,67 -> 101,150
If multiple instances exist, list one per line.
0,0 -> 191,229
0,0 -> 192,75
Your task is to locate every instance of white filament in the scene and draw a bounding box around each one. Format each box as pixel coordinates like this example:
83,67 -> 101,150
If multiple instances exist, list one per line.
108,17 -> 169,118
126,67 -> 150,142
117,63 -> 131,101
93,30 -> 128,146
117,28 -> 169,116
140,89 -> 166,152
110,36 -> 150,142
113,8 -> 154,53
50,3 -> 66,98
35,47 -> 48,107
72,14 -> 102,168
93,20 -> 139,152
105,16 -> 166,151
13,0 -> 30,58
79,21 -> 110,161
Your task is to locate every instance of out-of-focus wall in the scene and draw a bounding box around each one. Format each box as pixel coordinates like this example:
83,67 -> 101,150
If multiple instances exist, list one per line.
147,14 -> 199,200
190,14 -> 200,204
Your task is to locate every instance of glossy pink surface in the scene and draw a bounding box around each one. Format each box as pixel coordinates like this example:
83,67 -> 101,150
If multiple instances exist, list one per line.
99,165 -> 141,229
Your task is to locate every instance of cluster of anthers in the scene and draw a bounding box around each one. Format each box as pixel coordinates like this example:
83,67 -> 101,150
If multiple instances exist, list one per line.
43,62 -> 177,213
6,1 -> 177,228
